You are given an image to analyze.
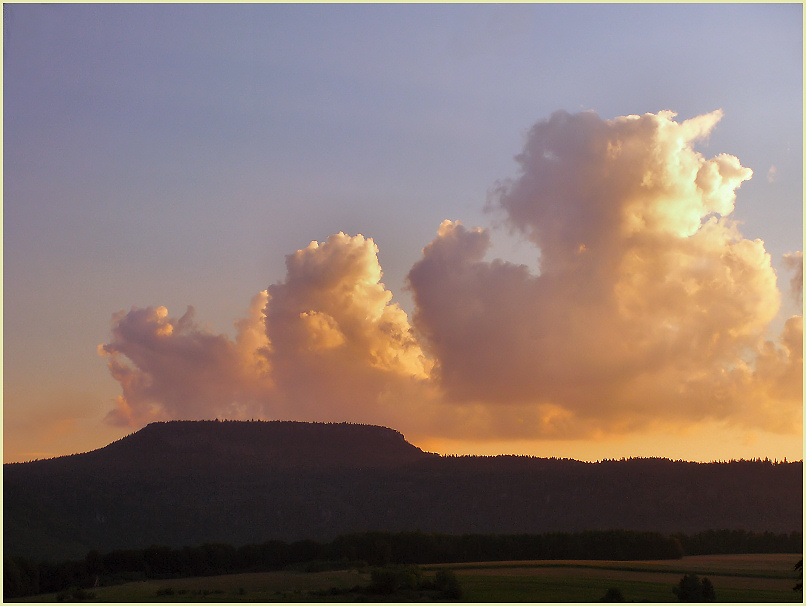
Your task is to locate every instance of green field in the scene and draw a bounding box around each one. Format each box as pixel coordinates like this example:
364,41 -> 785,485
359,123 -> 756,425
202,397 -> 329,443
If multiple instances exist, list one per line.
19,569 -> 370,602
17,554 -> 802,602
442,554 -> 803,602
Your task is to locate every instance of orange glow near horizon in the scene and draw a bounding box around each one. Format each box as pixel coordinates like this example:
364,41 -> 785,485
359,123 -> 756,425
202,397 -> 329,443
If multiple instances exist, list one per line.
6,112 -> 801,468
4,415 -> 802,465
414,422 -> 804,463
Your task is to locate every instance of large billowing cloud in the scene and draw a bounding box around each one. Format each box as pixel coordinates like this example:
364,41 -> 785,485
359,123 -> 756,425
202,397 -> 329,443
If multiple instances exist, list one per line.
262,232 -> 433,422
408,110 -> 800,438
782,251 -> 803,304
100,233 -> 435,429
101,110 -> 801,445
99,297 -> 272,426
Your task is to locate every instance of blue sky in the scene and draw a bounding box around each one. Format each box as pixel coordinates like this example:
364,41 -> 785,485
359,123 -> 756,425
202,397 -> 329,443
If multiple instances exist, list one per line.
4,3 -> 802,462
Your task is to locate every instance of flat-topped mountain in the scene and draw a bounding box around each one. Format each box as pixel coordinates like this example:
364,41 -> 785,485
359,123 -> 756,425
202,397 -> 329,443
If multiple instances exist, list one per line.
81,420 -> 432,470
4,420 -> 802,562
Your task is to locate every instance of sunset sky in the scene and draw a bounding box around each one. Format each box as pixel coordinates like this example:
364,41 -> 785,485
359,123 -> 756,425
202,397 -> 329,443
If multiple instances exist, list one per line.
4,3 -> 803,464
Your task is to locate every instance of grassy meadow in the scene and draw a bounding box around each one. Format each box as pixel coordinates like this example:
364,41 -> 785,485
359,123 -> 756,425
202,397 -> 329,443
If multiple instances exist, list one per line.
16,553 -> 802,602
442,554 -> 802,602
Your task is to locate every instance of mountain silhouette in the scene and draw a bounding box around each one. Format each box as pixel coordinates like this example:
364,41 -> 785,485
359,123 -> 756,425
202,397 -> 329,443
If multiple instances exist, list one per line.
82,420 -> 432,469
4,420 -> 802,562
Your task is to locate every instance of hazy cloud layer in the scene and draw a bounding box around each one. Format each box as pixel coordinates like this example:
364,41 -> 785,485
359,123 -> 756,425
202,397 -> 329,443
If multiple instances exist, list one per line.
101,110 -> 802,443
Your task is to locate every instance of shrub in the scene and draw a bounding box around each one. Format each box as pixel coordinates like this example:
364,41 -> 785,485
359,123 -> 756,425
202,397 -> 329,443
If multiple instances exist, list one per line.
600,587 -> 626,602
369,566 -> 403,594
368,565 -> 429,595
672,574 -> 716,602
55,587 -> 96,602
434,568 -> 462,599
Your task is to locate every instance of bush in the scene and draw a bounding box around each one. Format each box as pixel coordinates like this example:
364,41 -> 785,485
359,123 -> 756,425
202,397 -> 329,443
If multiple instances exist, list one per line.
434,569 -> 463,599
701,578 -> 716,602
369,567 -> 399,594
369,565 -> 421,594
55,586 -> 96,602
600,587 -> 626,602
672,574 -> 716,602
367,565 -> 463,599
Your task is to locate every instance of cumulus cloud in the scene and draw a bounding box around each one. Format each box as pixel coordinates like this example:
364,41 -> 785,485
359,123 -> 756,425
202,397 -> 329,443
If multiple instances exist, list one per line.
101,109 -> 801,445
100,233 -> 434,430
262,232 -> 432,422
408,110 -> 800,437
782,251 -> 803,304
99,301 -> 272,426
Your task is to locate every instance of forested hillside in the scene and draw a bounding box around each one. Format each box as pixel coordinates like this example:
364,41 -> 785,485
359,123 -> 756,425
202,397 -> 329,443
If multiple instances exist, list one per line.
4,420 -> 802,562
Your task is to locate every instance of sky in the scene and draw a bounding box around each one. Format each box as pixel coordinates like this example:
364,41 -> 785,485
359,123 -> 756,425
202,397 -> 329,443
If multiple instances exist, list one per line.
3,3 -> 803,464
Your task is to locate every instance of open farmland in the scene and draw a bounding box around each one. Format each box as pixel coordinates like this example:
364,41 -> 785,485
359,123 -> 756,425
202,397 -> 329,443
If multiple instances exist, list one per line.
16,569 -> 370,602
13,553 -> 801,602
437,554 -> 802,602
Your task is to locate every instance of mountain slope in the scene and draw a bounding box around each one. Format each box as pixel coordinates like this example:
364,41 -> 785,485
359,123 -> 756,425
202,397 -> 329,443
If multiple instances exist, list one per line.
85,420 -> 432,470
4,421 -> 802,562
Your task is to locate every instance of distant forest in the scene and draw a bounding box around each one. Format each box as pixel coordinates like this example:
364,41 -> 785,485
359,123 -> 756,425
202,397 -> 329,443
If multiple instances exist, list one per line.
4,528 -> 802,599
5,421 -> 802,565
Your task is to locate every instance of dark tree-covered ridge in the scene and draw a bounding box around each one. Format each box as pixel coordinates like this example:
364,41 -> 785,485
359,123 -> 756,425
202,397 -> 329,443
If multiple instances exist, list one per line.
4,421 -> 802,562
17,420 -> 432,469
5,529 -> 802,599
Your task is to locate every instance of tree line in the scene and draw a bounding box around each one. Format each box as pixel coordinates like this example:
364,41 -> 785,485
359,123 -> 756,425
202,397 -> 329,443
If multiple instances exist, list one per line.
4,528 -> 801,599
672,529 -> 803,556
6,422 -> 801,563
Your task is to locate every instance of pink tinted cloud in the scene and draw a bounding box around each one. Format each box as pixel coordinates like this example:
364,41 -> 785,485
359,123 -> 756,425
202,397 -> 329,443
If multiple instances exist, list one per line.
100,233 -> 433,430
101,110 -> 801,444
99,303 -> 271,426
782,251 -> 803,303
407,110 -> 800,437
